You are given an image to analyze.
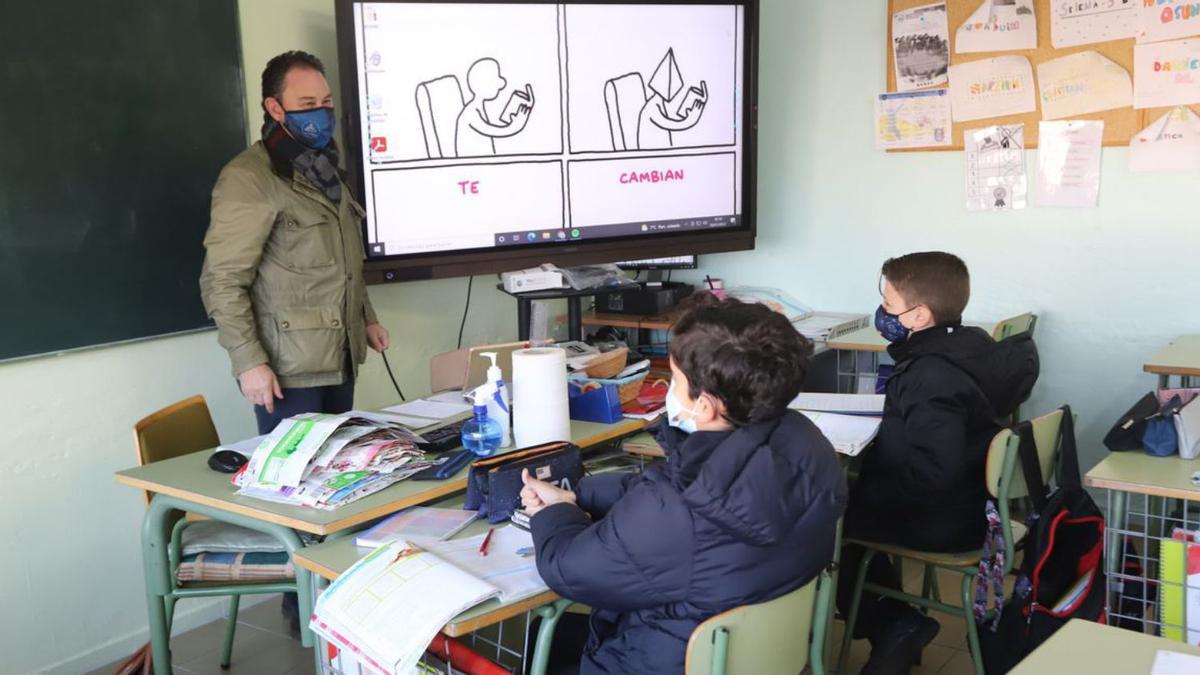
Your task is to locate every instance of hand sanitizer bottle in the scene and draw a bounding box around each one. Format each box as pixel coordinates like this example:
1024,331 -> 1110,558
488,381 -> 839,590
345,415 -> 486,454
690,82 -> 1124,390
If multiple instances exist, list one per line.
479,351 -> 512,448
461,384 -> 503,457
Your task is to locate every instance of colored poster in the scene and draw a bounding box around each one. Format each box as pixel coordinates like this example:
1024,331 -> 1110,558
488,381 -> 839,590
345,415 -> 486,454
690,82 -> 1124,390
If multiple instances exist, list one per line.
1134,39 -> 1200,108
1138,0 -> 1200,44
1037,51 -> 1133,119
1051,0 -> 1138,49
1129,106 -> 1200,172
875,89 -> 953,149
948,55 -> 1038,122
957,0 -> 1038,53
965,124 -> 1027,211
893,3 -> 951,91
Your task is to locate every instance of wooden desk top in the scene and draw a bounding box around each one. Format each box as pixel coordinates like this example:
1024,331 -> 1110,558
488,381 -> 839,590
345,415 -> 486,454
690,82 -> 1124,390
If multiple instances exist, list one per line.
294,502 -> 558,638
1010,619 -> 1200,674
581,310 -> 680,331
1144,335 -> 1200,378
826,322 -> 998,354
114,417 -> 645,536
1084,452 -> 1200,501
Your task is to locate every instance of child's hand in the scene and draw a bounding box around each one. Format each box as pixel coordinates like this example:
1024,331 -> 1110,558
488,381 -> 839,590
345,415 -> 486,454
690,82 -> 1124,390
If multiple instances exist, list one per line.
521,468 -> 577,516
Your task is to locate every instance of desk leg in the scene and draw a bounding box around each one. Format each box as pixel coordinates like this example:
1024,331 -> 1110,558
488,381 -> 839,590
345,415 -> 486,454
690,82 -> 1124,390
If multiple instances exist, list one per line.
1159,374 -> 1170,390
142,496 -> 177,675
518,298 -> 532,342
527,599 -> 572,675
1105,489 -> 1127,621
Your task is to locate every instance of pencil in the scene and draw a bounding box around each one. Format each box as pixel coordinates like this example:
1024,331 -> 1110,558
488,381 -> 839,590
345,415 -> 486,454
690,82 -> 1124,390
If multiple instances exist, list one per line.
479,527 -> 495,556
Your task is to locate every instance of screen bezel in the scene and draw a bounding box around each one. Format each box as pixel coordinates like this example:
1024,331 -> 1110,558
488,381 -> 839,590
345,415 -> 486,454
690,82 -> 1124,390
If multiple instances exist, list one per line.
334,0 -> 758,282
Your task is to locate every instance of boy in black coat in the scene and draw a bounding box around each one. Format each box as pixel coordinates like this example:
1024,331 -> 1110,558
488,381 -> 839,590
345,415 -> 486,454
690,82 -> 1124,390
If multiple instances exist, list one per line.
520,298 -> 848,675
838,252 -> 1038,675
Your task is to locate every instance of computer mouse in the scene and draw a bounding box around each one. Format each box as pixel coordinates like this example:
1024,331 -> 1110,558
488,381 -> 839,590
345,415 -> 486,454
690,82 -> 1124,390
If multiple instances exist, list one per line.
208,450 -> 248,474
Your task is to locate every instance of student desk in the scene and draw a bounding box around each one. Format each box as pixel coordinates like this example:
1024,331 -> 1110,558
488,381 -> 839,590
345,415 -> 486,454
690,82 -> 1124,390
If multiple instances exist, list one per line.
114,417 -> 645,675
294,513 -> 566,675
1084,452 -> 1200,630
1144,335 -> 1200,389
1009,619 -> 1200,674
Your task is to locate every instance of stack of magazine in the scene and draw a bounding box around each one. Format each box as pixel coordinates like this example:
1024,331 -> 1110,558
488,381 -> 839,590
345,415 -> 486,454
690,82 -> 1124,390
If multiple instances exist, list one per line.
234,411 -> 445,509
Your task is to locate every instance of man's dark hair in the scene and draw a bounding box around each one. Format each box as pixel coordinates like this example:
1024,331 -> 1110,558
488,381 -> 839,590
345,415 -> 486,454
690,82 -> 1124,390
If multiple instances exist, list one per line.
261,50 -> 326,122
670,296 -> 812,427
881,251 -> 970,325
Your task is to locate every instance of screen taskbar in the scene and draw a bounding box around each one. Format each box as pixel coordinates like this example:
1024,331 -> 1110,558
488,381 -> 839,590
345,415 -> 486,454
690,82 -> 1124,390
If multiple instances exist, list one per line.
494,214 -> 740,247
366,214 -> 739,257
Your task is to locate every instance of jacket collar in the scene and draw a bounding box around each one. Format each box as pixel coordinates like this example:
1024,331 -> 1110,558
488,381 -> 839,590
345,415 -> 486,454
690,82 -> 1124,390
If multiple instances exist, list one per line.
887,322 -> 965,363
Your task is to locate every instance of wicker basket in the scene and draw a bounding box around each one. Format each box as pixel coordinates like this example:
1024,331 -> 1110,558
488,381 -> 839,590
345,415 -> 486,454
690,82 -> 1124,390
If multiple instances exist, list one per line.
573,371 -> 649,405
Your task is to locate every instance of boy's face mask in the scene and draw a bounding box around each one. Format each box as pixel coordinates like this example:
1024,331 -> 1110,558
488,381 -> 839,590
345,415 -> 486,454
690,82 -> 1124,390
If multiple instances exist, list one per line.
874,304 -> 919,343
666,379 -> 702,434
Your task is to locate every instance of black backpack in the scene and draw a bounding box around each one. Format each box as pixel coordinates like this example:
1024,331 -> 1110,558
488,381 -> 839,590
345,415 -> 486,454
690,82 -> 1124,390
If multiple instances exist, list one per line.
977,406 -> 1106,674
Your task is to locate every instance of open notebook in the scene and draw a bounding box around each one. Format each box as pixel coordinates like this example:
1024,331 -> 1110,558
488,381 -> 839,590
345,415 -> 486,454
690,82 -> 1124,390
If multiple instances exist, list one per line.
311,527 -> 546,675
789,393 -> 884,456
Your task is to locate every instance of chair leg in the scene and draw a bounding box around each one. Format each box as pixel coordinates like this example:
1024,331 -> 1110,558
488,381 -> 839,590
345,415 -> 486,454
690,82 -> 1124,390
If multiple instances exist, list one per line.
220,595 -> 240,669
164,595 -> 178,635
838,549 -> 877,674
960,574 -> 985,675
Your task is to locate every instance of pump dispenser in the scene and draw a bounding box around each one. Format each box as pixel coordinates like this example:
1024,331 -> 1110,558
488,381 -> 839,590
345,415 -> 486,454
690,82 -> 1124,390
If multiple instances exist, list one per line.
461,385 -> 503,456
479,352 -> 512,448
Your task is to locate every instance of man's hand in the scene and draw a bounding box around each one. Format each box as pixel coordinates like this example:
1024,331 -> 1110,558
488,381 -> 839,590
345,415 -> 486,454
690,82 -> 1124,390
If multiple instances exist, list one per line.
366,323 -> 390,352
238,364 -> 283,414
521,468 -> 577,516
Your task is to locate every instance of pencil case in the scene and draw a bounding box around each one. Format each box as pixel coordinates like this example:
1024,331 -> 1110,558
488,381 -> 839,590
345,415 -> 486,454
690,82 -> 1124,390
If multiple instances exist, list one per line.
464,441 -> 582,524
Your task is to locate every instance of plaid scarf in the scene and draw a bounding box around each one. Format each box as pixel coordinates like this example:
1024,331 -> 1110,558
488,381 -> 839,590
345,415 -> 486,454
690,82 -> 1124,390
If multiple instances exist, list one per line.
262,121 -> 342,204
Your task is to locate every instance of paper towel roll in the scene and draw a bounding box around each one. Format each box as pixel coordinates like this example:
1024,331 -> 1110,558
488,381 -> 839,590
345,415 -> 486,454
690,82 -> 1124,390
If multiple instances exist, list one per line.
512,347 -> 571,447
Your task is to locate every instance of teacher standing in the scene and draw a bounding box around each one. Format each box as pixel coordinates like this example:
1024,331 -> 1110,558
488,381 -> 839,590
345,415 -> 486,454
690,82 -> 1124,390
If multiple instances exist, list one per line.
200,50 -> 388,436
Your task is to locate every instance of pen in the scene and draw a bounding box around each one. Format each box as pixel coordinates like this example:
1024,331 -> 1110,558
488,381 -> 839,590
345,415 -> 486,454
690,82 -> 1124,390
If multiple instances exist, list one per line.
479,527 -> 495,557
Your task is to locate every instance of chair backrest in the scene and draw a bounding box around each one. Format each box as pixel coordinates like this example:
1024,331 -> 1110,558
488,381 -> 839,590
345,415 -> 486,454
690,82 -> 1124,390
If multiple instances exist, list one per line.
984,407 -> 1064,501
415,74 -> 465,159
604,73 -> 646,151
133,395 -> 220,505
991,312 -> 1037,341
685,576 -> 818,675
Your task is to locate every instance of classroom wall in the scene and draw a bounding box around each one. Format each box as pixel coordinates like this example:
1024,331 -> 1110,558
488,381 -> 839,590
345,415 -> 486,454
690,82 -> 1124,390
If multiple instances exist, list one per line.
680,0 -> 1191,471
0,2 -> 517,673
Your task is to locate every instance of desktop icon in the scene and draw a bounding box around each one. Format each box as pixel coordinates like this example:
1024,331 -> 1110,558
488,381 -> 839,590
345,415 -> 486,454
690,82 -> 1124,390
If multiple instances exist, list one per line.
570,228 -> 581,238
527,232 -> 537,242
641,224 -> 648,232
556,231 -> 567,240
370,137 -> 388,153
541,232 -> 551,240
498,235 -> 506,243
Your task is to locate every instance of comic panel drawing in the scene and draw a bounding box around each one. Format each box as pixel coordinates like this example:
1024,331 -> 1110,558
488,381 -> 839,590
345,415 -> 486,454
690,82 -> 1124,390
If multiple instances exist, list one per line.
357,3 -> 562,162
565,4 -> 741,153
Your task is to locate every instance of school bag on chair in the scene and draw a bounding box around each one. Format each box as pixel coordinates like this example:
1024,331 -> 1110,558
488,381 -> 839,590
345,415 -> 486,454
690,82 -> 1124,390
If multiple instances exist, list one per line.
977,407 -> 1106,674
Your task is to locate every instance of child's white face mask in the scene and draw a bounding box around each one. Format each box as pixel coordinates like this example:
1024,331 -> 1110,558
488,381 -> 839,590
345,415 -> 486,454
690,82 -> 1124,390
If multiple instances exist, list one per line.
666,379 -> 702,434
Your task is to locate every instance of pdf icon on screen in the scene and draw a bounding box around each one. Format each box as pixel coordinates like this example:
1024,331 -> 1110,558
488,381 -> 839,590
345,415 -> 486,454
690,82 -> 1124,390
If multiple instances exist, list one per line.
370,137 -> 388,153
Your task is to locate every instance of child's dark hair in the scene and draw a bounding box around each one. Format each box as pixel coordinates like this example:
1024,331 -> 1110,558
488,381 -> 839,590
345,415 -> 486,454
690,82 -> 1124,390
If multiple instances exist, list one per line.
881,251 -> 970,325
670,295 -> 812,427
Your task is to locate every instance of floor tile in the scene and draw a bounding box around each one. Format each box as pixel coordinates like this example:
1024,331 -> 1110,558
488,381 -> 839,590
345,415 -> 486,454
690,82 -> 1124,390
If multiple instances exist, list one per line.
938,649 -> 979,675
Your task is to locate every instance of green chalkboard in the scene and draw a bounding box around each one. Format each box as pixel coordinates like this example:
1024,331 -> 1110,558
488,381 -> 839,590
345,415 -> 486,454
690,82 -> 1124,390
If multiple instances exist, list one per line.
0,0 -> 246,361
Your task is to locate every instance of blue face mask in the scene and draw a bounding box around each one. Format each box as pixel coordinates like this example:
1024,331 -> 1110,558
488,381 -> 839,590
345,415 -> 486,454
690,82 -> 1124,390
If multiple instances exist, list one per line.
665,379 -> 701,434
283,107 -> 335,149
875,304 -> 914,343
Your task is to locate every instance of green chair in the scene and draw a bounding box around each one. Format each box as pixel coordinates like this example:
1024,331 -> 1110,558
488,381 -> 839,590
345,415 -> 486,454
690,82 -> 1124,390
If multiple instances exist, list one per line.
132,395 -> 298,670
838,408 -> 1066,675
991,312 -> 1037,341
685,566 -> 836,675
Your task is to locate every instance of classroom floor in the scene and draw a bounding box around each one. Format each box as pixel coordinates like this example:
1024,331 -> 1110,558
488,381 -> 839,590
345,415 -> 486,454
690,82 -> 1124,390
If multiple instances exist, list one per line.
87,566 -> 981,675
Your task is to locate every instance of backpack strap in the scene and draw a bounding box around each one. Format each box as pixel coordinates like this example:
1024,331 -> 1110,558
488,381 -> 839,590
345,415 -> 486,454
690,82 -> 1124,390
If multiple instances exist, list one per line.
1056,405 -> 1082,490
1015,420 -> 1048,512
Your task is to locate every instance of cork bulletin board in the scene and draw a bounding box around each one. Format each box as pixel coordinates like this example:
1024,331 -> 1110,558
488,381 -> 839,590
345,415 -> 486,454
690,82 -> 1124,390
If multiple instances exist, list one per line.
886,0 -> 1158,151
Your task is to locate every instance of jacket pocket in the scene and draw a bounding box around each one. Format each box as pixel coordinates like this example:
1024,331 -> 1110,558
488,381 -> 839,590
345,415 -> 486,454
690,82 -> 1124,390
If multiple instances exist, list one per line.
271,307 -> 346,377
283,211 -> 336,268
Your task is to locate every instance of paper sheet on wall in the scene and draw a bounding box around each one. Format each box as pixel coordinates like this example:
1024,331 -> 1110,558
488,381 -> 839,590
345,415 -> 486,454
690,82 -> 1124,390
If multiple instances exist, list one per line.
948,55 -> 1038,122
1051,0 -> 1137,48
1134,39 -> 1200,108
965,124 -> 1027,211
956,0 -> 1038,53
1129,106 -> 1200,171
1138,0 -> 1200,44
875,89 -> 953,149
893,3 -> 951,91
1035,120 -> 1104,207
1037,51 -> 1133,120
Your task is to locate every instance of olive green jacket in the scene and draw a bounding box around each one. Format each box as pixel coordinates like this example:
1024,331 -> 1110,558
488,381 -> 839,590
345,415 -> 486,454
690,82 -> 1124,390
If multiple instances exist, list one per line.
199,142 -> 377,389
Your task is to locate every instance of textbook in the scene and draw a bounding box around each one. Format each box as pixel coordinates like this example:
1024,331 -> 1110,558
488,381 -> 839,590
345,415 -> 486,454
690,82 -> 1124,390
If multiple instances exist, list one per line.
354,507 -> 478,548
311,527 -> 546,675
796,411 -> 881,457
789,393 -> 885,416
